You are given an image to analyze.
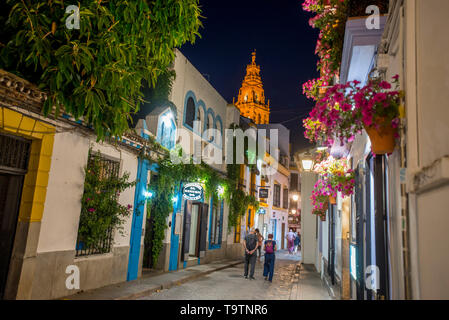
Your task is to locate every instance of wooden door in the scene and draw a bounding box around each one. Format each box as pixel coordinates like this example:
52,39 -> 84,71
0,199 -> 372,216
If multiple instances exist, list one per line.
198,203 -> 209,256
0,174 -> 24,299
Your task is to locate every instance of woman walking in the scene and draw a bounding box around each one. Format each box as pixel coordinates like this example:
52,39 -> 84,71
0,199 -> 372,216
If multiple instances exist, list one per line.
286,229 -> 296,254
263,234 -> 277,282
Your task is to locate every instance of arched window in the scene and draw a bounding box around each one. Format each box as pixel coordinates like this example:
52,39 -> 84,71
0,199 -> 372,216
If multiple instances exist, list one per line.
185,97 -> 195,128
215,116 -> 223,146
195,106 -> 204,134
205,111 -> 214,142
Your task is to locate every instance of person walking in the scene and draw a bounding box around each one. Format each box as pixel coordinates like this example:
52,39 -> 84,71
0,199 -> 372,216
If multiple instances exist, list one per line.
243,228 -> 258,279
255,228 -> 264,261
263,233 -> 277,282
286,229 -> 296,254
294,231 -> 300,254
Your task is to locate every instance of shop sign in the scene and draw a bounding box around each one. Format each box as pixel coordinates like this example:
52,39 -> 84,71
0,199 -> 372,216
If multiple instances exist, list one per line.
183,183 -> 204,201
259,188 -> 269,199
257,208 -> 266,214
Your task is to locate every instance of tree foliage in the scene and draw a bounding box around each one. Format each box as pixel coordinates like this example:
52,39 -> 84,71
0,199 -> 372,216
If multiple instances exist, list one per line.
0,0 -> 202,139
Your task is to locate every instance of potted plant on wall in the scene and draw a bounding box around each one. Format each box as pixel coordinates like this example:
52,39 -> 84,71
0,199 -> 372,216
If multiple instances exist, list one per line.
353,75 -> 402,155
304,76 -> 402,155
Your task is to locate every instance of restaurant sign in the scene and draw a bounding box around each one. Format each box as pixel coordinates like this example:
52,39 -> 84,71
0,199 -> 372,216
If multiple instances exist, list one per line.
183,183 -> 204,201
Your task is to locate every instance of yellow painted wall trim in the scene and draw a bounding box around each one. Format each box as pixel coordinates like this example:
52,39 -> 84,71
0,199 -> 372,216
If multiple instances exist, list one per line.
0,107 -> 55,223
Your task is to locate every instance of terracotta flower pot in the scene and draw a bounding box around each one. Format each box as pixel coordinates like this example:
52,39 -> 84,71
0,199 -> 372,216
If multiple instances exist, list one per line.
329,196 -> 336,205
365,120 -> 397,155
320,214 -> 326,222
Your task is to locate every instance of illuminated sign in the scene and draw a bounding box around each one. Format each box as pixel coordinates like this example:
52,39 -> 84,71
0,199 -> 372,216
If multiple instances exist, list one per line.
257,208 -> 266,214
182,183 -> 204,201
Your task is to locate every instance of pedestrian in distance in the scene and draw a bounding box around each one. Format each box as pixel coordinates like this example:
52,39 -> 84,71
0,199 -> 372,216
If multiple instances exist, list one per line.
243,227 -> 258,280
294,231 -> 300,254
255,228 -> 264,261
263,233 -> 277,282
286,229 -> 296,254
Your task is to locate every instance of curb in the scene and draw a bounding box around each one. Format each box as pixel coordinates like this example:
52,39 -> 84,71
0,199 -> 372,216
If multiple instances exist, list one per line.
115,261 -> 243,300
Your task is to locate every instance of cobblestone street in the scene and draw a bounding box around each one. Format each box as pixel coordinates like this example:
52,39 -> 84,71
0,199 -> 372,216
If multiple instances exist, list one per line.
138,251 -> 331,300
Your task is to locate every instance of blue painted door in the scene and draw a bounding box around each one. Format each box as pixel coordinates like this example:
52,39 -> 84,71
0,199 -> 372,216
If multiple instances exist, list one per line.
127,160 -> 148,281
169,186 -> 182,271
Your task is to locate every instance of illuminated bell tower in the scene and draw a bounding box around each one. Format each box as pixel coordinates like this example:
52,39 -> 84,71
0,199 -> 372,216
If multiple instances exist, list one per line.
234,51 -> 270,124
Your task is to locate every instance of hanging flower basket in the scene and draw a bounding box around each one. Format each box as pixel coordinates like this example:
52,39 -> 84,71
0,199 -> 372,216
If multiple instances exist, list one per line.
364,119 -> 397,155
313,201 -> 328,221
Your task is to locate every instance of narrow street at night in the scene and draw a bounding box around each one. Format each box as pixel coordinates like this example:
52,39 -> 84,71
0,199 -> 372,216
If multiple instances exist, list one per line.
137,251 -> 331,300
1,0 -> 449,311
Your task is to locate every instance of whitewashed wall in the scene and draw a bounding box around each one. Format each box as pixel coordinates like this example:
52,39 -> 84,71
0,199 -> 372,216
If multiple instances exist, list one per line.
38,131 -> 138,253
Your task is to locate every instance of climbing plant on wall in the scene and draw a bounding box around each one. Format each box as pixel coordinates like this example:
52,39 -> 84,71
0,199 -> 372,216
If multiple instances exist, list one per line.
142,146 -> 231,266
225,123 -> 260,231
78,150 -> 136,251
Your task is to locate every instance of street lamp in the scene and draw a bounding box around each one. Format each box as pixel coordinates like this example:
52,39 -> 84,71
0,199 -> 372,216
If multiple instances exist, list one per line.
301,151 -> 314,172
292,194 -> 299,202
291,209 -> 297,214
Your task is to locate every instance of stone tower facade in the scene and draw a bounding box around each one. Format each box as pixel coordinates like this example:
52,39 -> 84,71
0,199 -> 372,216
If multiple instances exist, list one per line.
234,51 -> 270,124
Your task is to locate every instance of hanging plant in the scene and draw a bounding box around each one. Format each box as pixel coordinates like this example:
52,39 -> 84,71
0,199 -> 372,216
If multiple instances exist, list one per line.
310,178 -> 333,220
302,0 -> 348,101
304,76 -> 402,155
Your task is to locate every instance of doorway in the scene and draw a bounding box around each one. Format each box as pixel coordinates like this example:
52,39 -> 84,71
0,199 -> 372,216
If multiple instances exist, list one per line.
0,133 -> 31,299
182,201 -> 208,262
189,203 -> 201,258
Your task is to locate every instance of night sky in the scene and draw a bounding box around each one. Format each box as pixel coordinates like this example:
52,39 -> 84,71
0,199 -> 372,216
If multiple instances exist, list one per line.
180,0 -> 319,153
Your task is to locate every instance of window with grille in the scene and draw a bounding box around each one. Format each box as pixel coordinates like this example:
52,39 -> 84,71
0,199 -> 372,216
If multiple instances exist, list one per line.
273,184 -> 281,207
75,153 -> 120,257
0,133 -> 31,174
283,188 -> 289,209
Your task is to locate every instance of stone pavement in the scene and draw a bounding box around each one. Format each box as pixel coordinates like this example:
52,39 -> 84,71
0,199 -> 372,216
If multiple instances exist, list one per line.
138,250 -> 331,300
63,259 -> 243,300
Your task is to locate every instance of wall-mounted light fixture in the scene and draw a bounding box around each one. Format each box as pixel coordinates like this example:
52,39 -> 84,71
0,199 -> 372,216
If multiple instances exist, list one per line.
301,151 -> 314,172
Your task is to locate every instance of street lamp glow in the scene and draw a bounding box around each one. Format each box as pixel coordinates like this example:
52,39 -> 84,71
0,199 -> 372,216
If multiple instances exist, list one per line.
291,209 -> 297,214
292,194 -> 299,202
143,191 -> 153,199
217,185 -> 225,198
301,159 -> 314,171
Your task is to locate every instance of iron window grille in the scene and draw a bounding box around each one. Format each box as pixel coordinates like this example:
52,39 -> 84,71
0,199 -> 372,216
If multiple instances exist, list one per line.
0,133 -> 31,174
75,153 -> 120,257
283,188 -> 289,209
273,184 -> 281,207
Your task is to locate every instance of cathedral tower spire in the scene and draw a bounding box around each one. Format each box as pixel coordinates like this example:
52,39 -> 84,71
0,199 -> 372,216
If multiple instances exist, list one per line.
235,51 -> 270,124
